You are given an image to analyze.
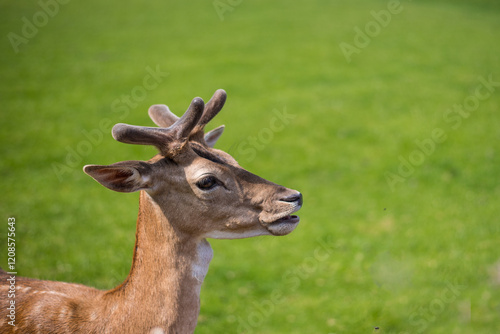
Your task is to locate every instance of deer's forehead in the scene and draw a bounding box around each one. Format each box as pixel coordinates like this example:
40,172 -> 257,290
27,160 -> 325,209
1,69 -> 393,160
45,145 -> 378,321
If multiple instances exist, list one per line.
186,155 -> 238,178
148,149 -> 238,178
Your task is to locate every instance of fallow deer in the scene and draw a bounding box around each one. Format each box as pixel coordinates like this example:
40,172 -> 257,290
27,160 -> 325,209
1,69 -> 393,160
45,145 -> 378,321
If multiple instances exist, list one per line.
0,89 -> 302,333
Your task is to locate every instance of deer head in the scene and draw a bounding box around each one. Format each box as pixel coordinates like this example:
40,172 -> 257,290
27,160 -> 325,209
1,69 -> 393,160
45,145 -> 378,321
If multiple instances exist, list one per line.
83,89 -> 302,239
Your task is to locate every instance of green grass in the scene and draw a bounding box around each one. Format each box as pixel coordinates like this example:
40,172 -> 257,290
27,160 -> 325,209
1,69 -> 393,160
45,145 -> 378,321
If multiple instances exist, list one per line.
1,0 -> 500,333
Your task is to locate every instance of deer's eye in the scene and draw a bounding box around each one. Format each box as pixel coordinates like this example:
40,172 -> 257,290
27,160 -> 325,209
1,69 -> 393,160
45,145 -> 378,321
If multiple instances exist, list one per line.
196,176 -> 218,190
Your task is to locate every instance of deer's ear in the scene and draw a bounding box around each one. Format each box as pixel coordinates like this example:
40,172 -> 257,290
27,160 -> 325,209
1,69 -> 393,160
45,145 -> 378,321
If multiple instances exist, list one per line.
83,162 -> 152,193
204,125 -> 225,148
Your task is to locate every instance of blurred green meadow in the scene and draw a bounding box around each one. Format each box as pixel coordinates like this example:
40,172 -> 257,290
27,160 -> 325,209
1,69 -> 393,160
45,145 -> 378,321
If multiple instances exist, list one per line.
1,0 -> 500,332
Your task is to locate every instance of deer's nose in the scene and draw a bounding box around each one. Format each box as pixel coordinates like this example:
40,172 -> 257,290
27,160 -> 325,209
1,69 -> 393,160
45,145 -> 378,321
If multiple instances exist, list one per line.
280,192 -> 303,206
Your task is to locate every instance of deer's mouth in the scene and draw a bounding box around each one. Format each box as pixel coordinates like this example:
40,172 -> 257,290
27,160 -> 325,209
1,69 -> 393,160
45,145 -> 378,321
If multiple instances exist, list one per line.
263,211 -> 301,236
274,214 -> 300,224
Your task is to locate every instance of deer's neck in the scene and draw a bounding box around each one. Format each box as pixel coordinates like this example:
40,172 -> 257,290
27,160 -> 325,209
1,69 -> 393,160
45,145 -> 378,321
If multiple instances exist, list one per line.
105,191 -> 213,333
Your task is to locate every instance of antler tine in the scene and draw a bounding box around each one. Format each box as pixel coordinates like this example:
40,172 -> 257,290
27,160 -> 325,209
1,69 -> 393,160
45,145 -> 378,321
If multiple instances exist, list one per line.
112,124 -> 173,153
175,97 -> 205,140
148,104 -> 179,128
112,97 -> 205,156
196,89 -> 227,130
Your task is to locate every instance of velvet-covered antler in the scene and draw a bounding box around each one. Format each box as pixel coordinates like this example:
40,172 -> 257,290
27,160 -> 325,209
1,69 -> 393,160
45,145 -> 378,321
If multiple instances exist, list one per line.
147,89 -> 226,147
112,97 -> 204,157
112,89 -> 227,156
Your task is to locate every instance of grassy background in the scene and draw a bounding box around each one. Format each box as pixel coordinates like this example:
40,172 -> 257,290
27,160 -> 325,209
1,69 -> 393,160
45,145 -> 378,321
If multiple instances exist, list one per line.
1,0 -> 499,333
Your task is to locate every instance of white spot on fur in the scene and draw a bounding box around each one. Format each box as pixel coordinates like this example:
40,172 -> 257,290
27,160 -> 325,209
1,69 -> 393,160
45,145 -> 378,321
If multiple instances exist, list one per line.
16,285 -> 32,292
33,301 -> 43,316
90,310 -> 98,321
110,302 -> 118,315
150,327 -> 165,334
31,290 -> 69,298
59,306 -> 69,322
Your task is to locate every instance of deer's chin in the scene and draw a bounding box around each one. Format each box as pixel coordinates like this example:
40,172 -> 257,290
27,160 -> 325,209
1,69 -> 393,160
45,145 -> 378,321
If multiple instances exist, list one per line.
264,215 -> 300,236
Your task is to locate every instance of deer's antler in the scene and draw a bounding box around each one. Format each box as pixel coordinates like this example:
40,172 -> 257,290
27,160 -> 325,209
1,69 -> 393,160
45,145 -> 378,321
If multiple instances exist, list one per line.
147,89 -> 227,147
148,104 -> 179,128
194,89 -> 227,133
112,89 -> 227,156
112,97 -> 204,157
